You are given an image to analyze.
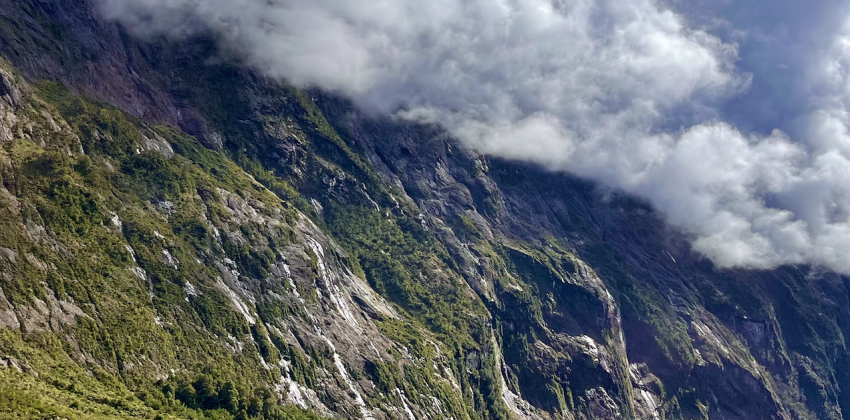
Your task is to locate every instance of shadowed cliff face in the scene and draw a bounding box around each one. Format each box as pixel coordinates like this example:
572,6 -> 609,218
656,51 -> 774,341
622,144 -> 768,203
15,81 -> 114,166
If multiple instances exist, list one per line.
1,1 -> 850,420
328,107 -> 850,420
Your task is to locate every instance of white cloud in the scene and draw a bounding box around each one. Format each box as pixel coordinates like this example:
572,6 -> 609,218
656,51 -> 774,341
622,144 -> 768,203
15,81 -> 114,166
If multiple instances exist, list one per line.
96,0 -> 850,274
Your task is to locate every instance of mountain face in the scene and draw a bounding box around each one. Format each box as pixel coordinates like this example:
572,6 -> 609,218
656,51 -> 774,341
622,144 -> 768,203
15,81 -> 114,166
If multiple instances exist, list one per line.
0,1 -> 849,420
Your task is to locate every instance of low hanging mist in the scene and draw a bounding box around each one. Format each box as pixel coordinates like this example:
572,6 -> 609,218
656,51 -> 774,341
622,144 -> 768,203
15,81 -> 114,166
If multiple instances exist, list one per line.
96,0 -> 850,274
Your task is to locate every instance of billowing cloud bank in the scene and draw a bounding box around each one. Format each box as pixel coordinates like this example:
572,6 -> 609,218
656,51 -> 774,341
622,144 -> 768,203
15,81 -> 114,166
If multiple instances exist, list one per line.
97,0 -> 850,273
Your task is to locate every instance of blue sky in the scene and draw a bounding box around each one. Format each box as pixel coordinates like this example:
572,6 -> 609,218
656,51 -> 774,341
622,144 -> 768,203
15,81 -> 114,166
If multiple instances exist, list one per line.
685,0 -> 850,132
98,0 -> 850,274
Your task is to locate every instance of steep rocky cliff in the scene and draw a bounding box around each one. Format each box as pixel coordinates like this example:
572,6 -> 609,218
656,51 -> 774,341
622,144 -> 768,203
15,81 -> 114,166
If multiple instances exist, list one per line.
0,1 -> 849,420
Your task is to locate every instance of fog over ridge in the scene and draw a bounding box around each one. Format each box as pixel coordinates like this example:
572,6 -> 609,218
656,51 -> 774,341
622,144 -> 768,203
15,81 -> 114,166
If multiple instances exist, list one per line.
96,0 -> 850,274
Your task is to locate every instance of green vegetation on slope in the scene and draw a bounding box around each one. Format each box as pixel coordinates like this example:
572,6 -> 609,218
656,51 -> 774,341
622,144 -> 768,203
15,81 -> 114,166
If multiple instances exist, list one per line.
0,74 -> 331,419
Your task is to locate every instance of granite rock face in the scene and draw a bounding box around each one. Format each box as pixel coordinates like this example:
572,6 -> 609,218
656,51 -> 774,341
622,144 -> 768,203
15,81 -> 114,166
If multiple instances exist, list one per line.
0,1 -> 849,420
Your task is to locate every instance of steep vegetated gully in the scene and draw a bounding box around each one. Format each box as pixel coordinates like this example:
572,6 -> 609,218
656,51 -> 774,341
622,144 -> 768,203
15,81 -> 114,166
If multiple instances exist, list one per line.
0,1 -> 849,420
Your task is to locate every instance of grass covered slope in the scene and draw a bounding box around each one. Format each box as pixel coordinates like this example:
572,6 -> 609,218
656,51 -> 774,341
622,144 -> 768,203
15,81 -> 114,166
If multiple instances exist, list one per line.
0,43 -> 511,418
0,65 -> 338,419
